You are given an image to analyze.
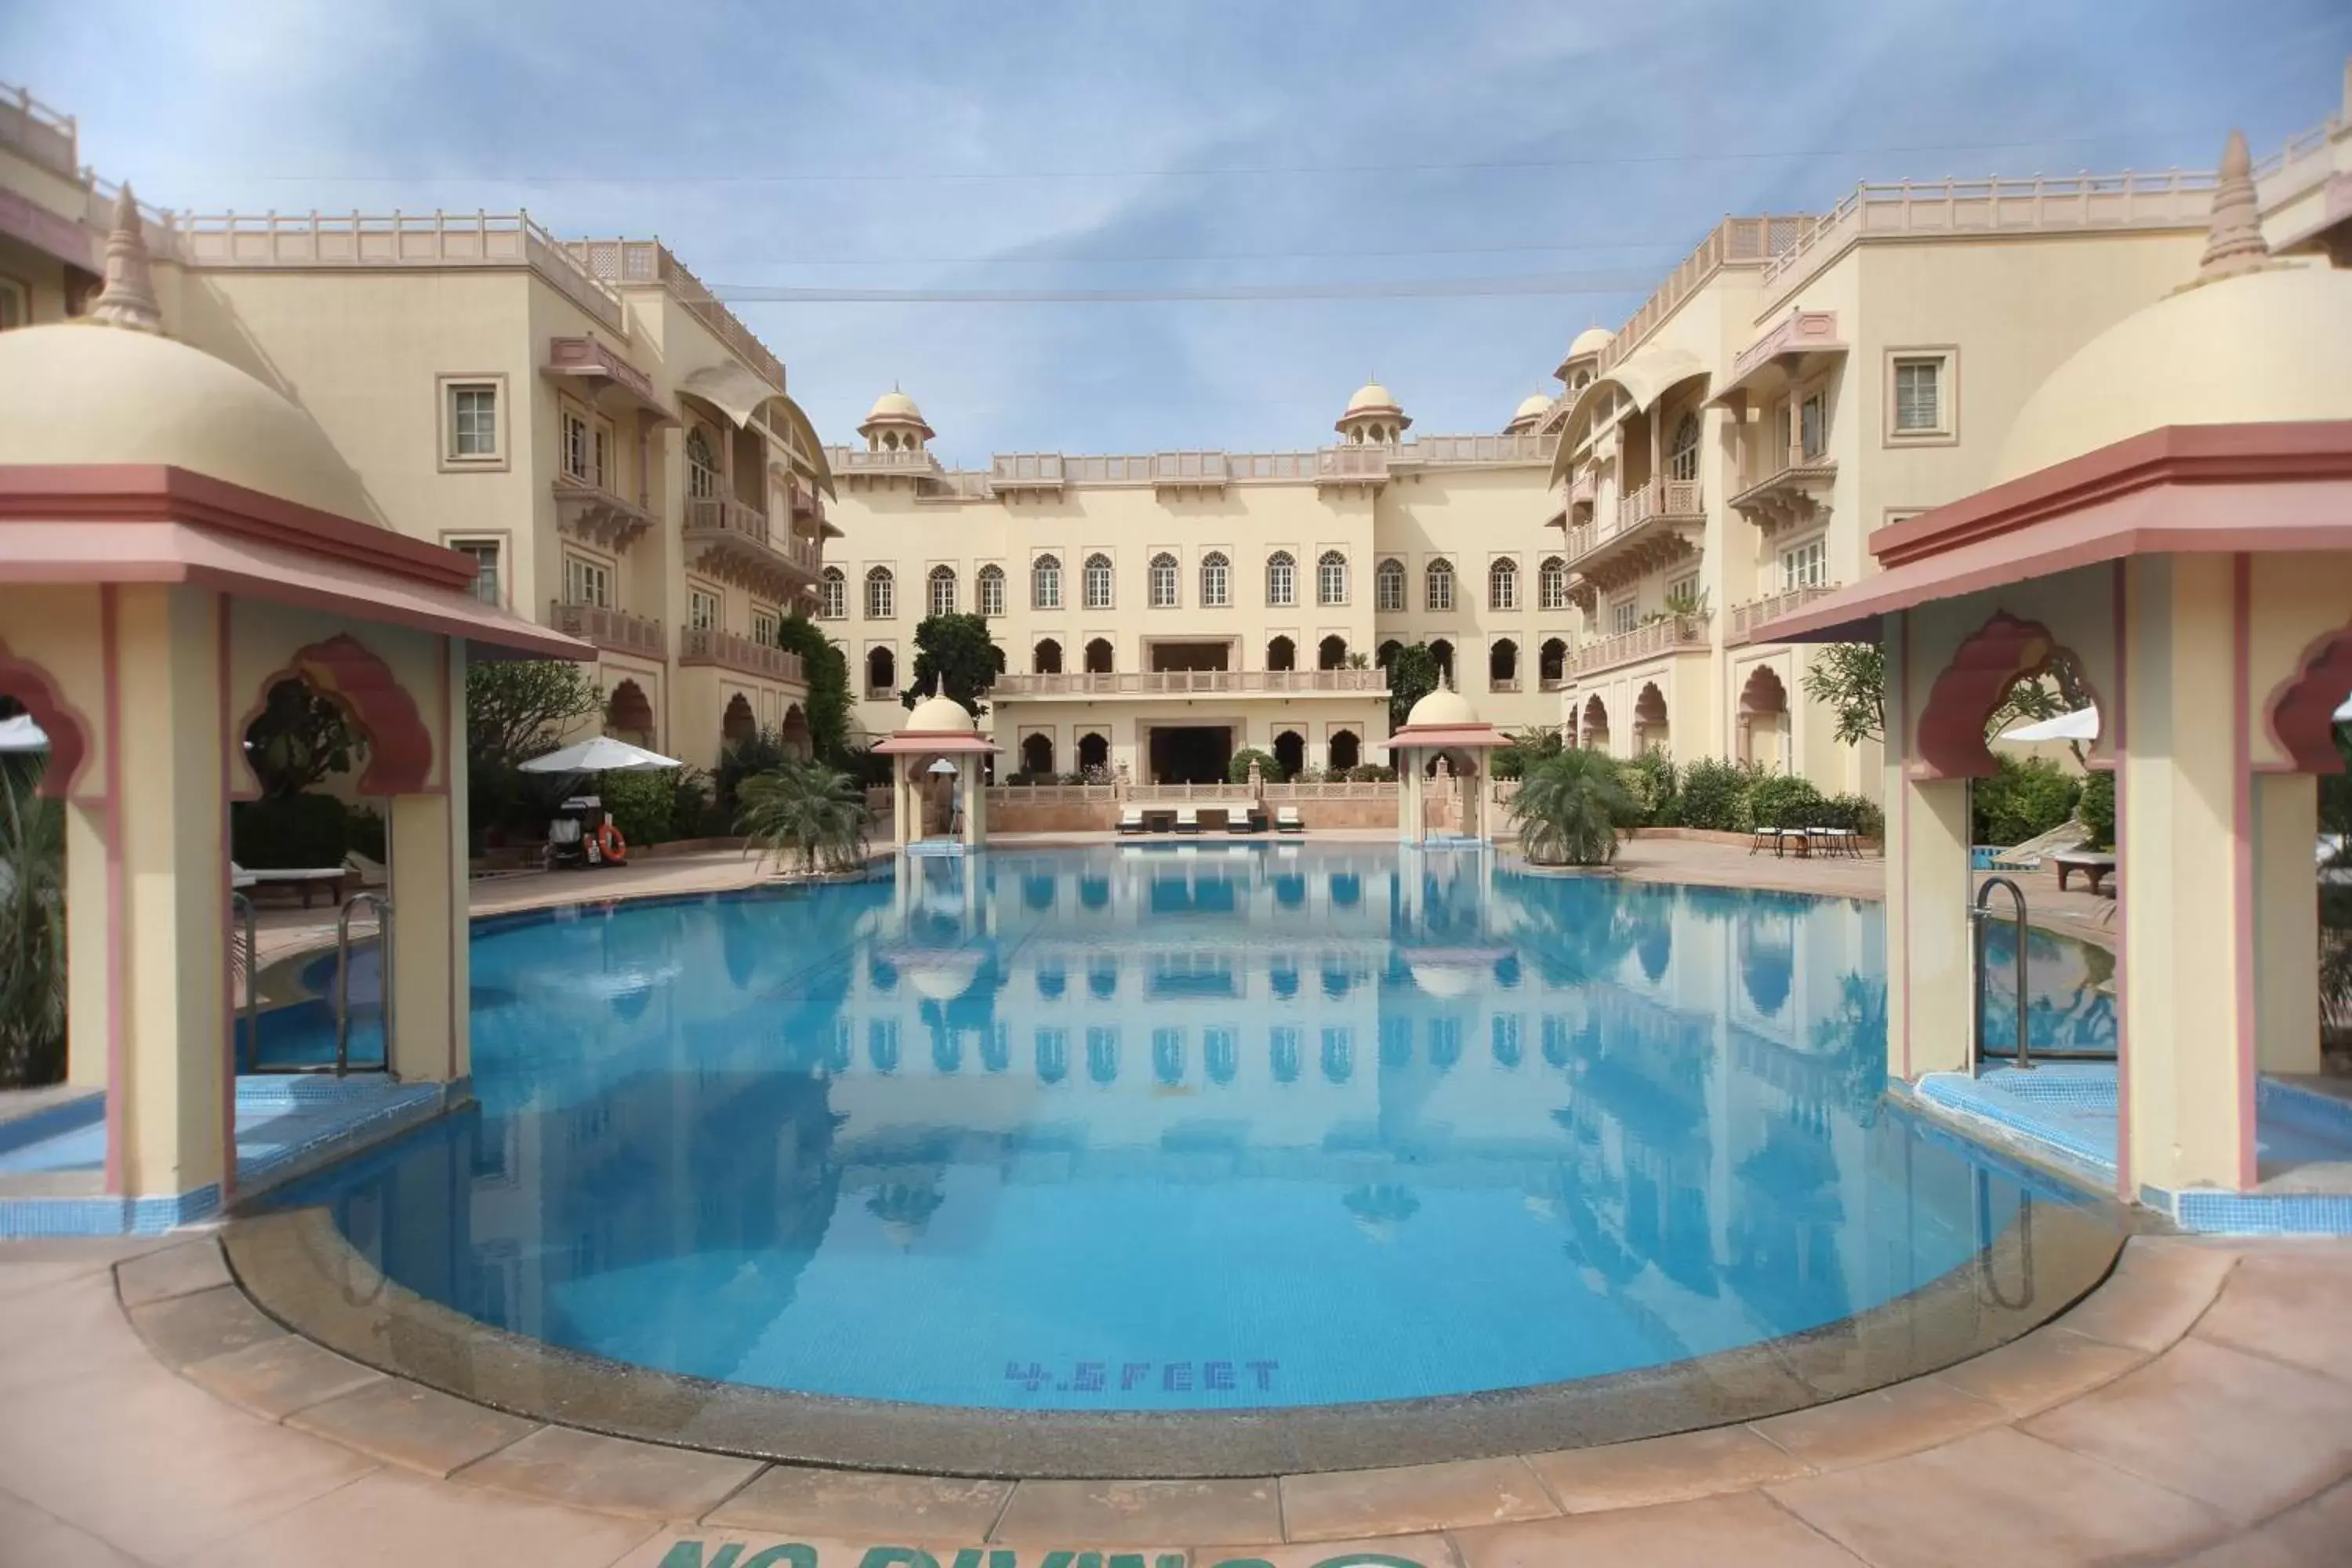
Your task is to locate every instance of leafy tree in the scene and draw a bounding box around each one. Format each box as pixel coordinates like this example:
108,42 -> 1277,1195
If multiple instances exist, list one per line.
1491,726 -> 1566,782
902,613 -> 1005,716
466,660 -> 602,766
1508,749 -> 1635,867
1387,642 -> 1440,730
1802,644 -> 1886,747
1229,747 -> 1283,785
1970,755 -> 2082,846
738,757 -> 873,875
244,679 -> 367,798
2077,769 -> 2115,851
0,751 -> 65,1086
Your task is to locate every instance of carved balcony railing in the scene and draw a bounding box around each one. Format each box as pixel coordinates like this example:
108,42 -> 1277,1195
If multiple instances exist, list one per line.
1559,477 -> 1706,593
1730,458 -> 1838,537
993,670 -> 1386,698
1730,584 -> 1842,641
678,626 -> 806,685
550,601 -> 664,659
682,496 -> 823,601
1571,613 -> 1713,677
551,475 -> 657,553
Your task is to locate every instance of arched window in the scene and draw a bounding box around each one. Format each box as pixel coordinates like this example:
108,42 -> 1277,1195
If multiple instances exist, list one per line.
684,427 -> 720,499
1273,730 -> 1305,779
1083,553 -> 1114,610
1265,551 -> 1296,608
1031,554 -> 1062,610
1539,637 -> 1567,688
1077,732 -> 1109,773
1328,730 -> 1361,771
1488,557 -> 1518,611
864,565 -> 895,620
1425,557 -> 1454,612
927,564 -> 957,618
1317,635 -> 1348,670
818,567 -> 846,620
1375,557 -> 1405,612
1538,556 -> 1567,612
1429,638 -> 1454,683
1376,639 -> 1401,669
866,645 -> 896,693
1489,638 -> 1519,688
1266,636 -> 1296,673
1317,550 -> 1348,606
1033,638 -> 1062,675
1200,551 -> 1230,608
1148,552 -> 1179,609
976,564 -> 1005,618
1668,410 -> 1702,484
1022,733 -> 1054,775
1083,637 -> 1113,674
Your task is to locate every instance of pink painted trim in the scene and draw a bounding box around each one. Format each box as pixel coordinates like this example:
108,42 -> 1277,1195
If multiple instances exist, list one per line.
2260,620 -> 2352,775
2232,554 -> 2257,1191
2111,561 -> 2132,1200
100,585 -> 125,1196
216,593 -> 236,1206
0,640 -> 100,804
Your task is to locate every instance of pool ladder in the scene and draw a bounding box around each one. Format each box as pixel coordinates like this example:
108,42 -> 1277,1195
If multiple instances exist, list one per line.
231,891 -> 390,1077
1971,876 -> 2031,1073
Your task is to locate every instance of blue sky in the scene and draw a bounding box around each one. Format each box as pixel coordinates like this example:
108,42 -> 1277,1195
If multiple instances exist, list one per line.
5,1 -> 2347,463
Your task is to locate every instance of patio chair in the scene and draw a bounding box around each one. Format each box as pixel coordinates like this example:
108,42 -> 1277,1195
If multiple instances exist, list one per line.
1807,826 -> 1860,858
1276,806 -> 1305,834
1747,824 -> 1780,856
1174,806 -> 1201,835
229,860 -> 350,909
1117,804 -> 1146,835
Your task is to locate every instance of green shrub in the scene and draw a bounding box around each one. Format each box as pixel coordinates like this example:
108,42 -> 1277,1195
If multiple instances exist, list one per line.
1346,763 -> 1396,782
1818,793 -> 1886,838
1741,774 -> 1828,832
600,768 -> 679,848
2077,769 -> 2115,851
1621,752 -> 1679,826
1229,747 -> 1284,784
669,767 -> 713,840
230,793 -> 348,869
1679,757 -> 1758,831
1,750 -> 66,1087
1492,728 -> 1565,782
1972,755 -> 2082,847
1510,750 -> 1636,866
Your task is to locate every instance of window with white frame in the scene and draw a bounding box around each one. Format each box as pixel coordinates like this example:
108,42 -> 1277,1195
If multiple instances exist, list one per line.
865,565 -> 895,620
447,382 -> 500,462
450,540 -> 502,606
1149,553 -> 1179,608
1538,556 -> 1567,612
928,564 -> 959,618
592,417 -> 614,488
1666,572 -> 1700,609
1265,551 -> 1296,608
1317,550 -> 1347,607
1425,557 -> 1454,612
565,554 -> 610,608
1488,557 -> 1518,611
1893,355 -> 1946,434
818,567 -> 846,620
561,405 -> 590,481
685,427 -> 721,499
1609,596 -> 1638,635
1033,554 -> 1062,610
752,607 -> 780,647
1083,553 -> 1115,610
1667,411 -> 1701,482
1780,536 -> 1828,592
1200,551 -> 1230,608
1375,557 -> 1404,612
1800,390 -> 1828,462
688,588 -> 719,633
977,564 -> 1005,618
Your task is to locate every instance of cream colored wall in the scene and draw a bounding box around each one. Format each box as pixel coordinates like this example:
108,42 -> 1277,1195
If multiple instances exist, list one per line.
995,695 -> 1388,780
0,233 -> 73,325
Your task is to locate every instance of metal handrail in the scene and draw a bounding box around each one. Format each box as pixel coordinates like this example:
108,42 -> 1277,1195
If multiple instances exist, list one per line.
1972,876 -> 2031,1072
1973,1167 -> 2034,1311
334,891 -> 392,1077
230,892 -> 258,1069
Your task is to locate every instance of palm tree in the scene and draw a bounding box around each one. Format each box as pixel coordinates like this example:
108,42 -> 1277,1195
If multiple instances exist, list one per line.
0,751 -> 66,1086
737,757 -> 873,876
1508,748 -> 1635,867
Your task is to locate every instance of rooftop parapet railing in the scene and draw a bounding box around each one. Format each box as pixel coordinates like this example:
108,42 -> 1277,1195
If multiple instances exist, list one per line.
993,670 -> 1385,697
568,239 -> 786,393
826,447 -> 945,477
177,210 -> 628,333
0,80 -> 77,181
1596,215 -> 1812,375
1396,432 -> 1559,466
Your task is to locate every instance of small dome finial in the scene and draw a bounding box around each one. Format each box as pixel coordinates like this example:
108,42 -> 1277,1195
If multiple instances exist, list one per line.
88,184 -> 164,335
2192,130 -> 2272,286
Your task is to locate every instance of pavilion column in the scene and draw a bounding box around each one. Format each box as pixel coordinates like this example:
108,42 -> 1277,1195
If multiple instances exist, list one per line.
892,759 -> 913,847
1882,611 -> 1975,1080
63,803 -> 112,1091
2252,771 -> 2322,1076
387,791 -> 459,1083
960,755 -> 982,848
111,585 -> 230,1204
2120,554 -> 2258,1193
1399,750 -> 1424,843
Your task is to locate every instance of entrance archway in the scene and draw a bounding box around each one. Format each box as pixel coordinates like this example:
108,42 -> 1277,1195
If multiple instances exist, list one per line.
1318,635 -> 1348,670
1267,637 -> 1296,673
722,692 -> 757,746
1021,732 -> 1054,776
1077,731 -> 1109,775
1033,639 -> 1062,676
1274,730 -> 1305,779
779,703 -> 811,759
1580,695 -> 1610,752
1328,730 -> 1361,772
1738,665 -> 1788,769
1083,638 -> 1113,675
1634,682 -> 1668,754
607,680 -> 655,746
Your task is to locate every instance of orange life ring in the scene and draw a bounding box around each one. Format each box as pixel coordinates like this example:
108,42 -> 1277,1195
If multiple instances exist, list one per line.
596,821 -> 628,864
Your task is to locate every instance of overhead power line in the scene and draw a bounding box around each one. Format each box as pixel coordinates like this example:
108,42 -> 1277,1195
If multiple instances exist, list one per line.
712,270 -> 1664,303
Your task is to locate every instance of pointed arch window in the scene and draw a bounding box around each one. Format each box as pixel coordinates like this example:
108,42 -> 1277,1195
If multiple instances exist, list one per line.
1317,550 -> 1348,607
1083,553 -> 1115,611
1668,411 -> 1702,483
864,565 -> 895,620
1425,557 -> 1454,612
818,567 -> 846,620
1148,552 -> 1179,608
927,564 -> 958,618
1200,551 -> 1230,608
977,564 -> 1005,618
1488,557 -> 1518,611
1266,551 -> 1296,608
1032,554 -> 1062,610
685,427 -> 721,499
1375,557 -> 1404,612
1538,556 -> 1568,612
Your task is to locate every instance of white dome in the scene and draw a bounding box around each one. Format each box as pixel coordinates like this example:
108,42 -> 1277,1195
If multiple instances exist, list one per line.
901,695 -> 977,733
1345,381 -> 1401,415
1994,263 -> 2352,486
1512,392 -> 1553,422
866,389 -> 926,423
0,325 -> 372,521
1566,326 -> 1613,361
1405,687 -> 1477,728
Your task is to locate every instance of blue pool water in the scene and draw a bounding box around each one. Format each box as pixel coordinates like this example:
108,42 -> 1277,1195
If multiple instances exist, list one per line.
263,847 -> 2105,1410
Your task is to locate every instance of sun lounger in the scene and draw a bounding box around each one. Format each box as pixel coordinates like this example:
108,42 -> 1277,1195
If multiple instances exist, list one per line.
1117,804 -> 1146,835
230,860 -> 350,908
1227,805 -> 1265,834
1276,806 -> 1305,834
2050,849 -> 2117,895
1174,806 -> 1200,835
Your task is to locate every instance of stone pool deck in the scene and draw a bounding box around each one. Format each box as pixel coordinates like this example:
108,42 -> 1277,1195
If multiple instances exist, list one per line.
1,1232 -> 2347,1566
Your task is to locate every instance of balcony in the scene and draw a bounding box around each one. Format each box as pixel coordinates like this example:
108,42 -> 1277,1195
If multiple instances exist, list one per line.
991,670 -> 1386,699
828,446 -> 943,479
0,82 -> 78,181
1730,459 -> 1838,537
679,626 -> 806,686
567,239 -> 783,392
550,601 -> 664,660
1571,613 -> 1713,678
682,496 -> 823,603
1559,478 -> 1705,595
1487,677 -> 1523,695
551,475 -> 657,554
1730,584 -> 1842,643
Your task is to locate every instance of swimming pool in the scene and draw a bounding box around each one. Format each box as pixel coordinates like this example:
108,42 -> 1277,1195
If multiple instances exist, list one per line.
249,846 -> 2119,1431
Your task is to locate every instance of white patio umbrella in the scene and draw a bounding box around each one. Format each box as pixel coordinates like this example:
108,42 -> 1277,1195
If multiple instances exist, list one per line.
1996,706 -> 2100,743
517,735 -> 681,774
926,757 -> 960,775
2338,693 -> 2352,723
0,713 -> 48,752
